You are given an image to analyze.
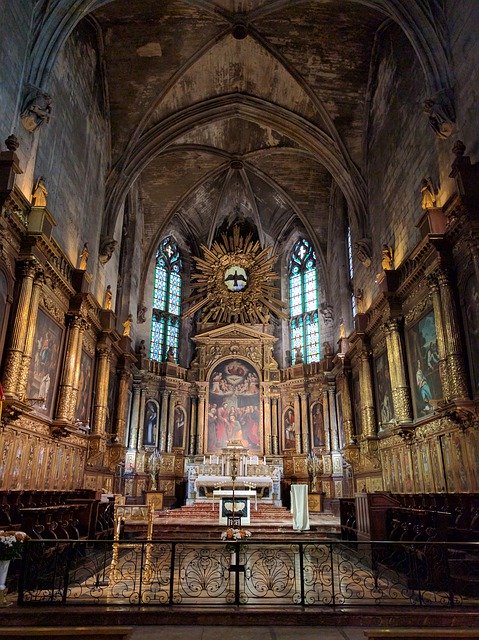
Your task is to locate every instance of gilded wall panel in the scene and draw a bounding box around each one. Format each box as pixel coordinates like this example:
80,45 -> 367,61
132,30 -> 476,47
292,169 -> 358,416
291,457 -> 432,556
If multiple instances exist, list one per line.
429,439 -> 446,492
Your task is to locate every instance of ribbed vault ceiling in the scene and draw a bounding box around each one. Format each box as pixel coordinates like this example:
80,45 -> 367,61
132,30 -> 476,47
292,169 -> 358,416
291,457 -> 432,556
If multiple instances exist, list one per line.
93,0 -> 385,258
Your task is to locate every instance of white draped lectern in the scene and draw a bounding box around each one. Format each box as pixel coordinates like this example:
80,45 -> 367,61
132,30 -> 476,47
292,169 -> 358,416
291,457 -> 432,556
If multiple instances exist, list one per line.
291,484 -> 310,531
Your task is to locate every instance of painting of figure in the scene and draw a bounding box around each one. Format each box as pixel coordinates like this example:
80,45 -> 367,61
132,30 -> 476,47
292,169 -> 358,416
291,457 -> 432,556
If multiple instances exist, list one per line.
207,358 -> 261,452
27,309 -> 63,416
311,402 -> 324,448
76,350 -> 93,425
463,275 -> 479,394
173,406 -> 185,448
283,407 -> 296,450
144,400 -> 158,446
406,310 -> 442,418
374,351 -> 394,427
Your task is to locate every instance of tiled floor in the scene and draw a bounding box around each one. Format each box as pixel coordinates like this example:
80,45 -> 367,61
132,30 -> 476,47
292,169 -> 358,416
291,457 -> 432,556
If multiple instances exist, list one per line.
129,626 -> 365,640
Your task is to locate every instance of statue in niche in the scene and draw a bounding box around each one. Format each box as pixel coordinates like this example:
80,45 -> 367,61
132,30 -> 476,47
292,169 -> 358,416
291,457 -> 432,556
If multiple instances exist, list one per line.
381,245 -> 394,271
354,238 -> 372,267
166,345 -> 175,363
137,339 -> 147,357
323,341 -> 333,357
420,177 -> 437,210
339,320 -> 346,339
21,88 -> 52,132
78,243 -> 89,270
122,313 -> 133,337
32,177 -> 48,207
99,237 -> 118,265
423,98 -> 454,139
104,285 -> 112,310
319,302 -> 334,324
137,303 -> 147,324
294,346 -> 303,365
355,288 -> 364,314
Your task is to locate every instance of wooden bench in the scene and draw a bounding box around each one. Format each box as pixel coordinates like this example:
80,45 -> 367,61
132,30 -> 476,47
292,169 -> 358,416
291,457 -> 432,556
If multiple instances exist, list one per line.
0,627 -> 133,639
365,629 -> 479,639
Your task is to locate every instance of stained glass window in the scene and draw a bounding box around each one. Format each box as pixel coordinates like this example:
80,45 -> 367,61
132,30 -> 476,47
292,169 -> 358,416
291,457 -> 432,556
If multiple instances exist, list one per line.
150,237 -> 182,362
347,226 -> 357,316
289,239 -> 320,364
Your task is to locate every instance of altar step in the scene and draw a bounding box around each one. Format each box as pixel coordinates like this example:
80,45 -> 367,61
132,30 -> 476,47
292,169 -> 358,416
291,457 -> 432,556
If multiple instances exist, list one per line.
124,501 -> 341,540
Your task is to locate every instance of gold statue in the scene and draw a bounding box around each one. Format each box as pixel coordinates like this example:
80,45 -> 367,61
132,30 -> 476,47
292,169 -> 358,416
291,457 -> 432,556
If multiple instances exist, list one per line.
32,177 -> 48,207
122,313 -> 133,337
79,242 -> 89,270
381,245 -> 394,270
104,285 -> 112,310
420,177 -> 436,210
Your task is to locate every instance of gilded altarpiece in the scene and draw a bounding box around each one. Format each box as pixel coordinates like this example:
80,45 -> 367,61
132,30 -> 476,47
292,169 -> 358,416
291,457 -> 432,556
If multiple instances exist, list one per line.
191,323 -> 278,455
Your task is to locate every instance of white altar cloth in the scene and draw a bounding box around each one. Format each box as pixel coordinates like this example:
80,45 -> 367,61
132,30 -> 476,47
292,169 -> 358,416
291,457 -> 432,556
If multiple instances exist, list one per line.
194,475 -> 273,494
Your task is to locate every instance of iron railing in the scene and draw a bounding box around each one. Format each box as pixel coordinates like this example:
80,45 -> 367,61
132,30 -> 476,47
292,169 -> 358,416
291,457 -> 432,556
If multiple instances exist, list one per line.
17,538 -> 479,607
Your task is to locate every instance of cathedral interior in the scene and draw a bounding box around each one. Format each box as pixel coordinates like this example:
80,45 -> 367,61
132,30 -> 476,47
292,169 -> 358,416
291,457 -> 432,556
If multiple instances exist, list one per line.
1,0 -> 479,634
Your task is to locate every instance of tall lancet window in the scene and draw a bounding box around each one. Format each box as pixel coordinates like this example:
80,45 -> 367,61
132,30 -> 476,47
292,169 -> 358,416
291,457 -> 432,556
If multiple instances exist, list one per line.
150,237 -> 182,362
289,238 -> 320,364
346,226 -> 357,317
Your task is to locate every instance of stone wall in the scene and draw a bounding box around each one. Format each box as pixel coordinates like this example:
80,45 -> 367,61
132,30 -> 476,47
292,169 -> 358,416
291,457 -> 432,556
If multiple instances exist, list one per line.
33,20 -> 110,283
0,1 -> 34,141
359,23 -> 439,303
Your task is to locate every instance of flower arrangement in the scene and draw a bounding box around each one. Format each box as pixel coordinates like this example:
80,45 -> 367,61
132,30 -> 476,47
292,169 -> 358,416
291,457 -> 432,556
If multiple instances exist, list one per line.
0,531 -> 29,561
221,528 -> 252,541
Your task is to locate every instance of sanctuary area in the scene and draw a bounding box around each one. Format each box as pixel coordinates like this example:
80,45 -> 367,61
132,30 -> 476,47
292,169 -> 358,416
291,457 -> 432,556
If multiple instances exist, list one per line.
0,0 -> 479,633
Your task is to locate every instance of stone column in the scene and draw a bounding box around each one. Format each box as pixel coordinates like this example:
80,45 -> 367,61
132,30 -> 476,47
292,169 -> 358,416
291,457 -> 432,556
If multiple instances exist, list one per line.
328,387 -> 340,451
70,320 -> 87,422
293,394 -> 301,453
428,275 -> 449,400
2,261 -> 37,396
115,370 -> 131,446
322,388 -> 331,451
300,392 -> 310,454
437,270 -> 469,400
128,382 -> 141,449
159,390 -> 169,451
384,319 -> 412,424
189,393 -> 198,454
55,314 -> 83,422
359,348 -> 376,438
338,370 -> 354,445
197,387 -> 207,453
89,344 -> 111,465
263,390 -> 272,454
92,345 -> 111,437
17,270 -> 44,399
167,392 -> 177,451
271,396 -> 279,454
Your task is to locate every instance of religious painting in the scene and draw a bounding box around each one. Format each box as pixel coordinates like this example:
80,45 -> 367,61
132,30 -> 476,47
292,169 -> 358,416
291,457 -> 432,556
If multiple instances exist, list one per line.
207,358 -> 261,452
76,350 -> 94,425
311,402 -> 325,448
351,370 -> 362,438
173,406 -> 186,449
0,271 -> 8,349
374,351 -> 394,427
406,310 -> 442,419
27,308 -> 63,417
105,367 -> 118,436
335,391 -> 344,449
143,400 -> 159,446
283,406 -> 296,450
462,275 -> 479,395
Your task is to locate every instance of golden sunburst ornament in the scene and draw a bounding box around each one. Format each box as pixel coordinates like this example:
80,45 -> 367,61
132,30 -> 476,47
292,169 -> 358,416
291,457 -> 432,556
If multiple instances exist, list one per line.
185,226 -> 286,324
